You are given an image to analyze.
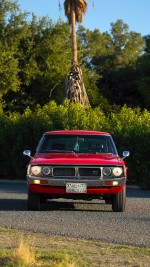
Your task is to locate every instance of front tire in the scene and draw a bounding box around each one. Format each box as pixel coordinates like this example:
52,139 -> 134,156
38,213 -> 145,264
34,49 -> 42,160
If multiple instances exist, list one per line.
112,186 -> 126,212
28,190 -> 41,211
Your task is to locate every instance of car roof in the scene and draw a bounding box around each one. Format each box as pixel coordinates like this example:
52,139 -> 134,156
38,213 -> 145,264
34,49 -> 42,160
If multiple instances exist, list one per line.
44,130 -> 110,136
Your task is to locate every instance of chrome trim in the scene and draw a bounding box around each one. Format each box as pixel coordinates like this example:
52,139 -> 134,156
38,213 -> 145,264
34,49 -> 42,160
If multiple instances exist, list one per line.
27,176 -> 126,187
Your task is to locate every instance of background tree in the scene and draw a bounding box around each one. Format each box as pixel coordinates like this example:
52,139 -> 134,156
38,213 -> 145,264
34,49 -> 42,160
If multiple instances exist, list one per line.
64,0 -> 89,106
136,35 -> 150,110
0,0 -> 27,99
2,18 -> 72,113
1,1 -> 149,113
87,20 -> 145,108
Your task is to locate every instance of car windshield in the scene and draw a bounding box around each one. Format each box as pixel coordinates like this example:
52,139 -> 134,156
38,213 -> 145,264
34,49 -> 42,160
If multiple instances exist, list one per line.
36,134 -> 118,155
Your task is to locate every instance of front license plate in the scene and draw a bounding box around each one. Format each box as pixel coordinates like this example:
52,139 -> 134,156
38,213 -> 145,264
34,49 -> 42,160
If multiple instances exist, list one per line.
66,183 -> 87,193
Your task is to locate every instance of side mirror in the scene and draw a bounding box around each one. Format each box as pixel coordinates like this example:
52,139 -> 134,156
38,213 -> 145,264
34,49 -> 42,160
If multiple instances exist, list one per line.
23,150 -> 33,159
122,151 -> 130,159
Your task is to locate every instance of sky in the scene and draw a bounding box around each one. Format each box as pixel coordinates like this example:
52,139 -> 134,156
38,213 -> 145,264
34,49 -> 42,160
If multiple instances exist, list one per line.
17,0 -> 150,37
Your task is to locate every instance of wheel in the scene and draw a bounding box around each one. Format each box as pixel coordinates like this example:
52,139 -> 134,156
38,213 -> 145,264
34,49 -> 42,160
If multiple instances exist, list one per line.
40,195 -> 47,203
105,198 -> 112,204
112,186 -> 126,212
28,190 -> 41,211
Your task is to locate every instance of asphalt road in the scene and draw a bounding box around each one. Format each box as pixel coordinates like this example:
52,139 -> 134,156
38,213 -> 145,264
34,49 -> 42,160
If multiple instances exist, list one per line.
0,181 -> 150,248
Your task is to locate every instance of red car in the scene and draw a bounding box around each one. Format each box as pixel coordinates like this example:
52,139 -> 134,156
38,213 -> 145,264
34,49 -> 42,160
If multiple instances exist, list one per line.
23,130 -> 129,212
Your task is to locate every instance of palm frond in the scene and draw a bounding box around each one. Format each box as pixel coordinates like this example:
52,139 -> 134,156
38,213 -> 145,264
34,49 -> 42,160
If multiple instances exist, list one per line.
64,0 -> 88,23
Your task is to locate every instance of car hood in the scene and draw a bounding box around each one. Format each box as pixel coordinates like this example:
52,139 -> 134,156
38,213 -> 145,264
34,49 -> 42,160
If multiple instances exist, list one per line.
30,153 -> 124,166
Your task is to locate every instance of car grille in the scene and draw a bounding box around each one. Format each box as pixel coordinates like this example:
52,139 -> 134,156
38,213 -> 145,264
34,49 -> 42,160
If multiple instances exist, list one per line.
52,166 -> 101,178
79,167 -> 101,177
53,167 -> 75,177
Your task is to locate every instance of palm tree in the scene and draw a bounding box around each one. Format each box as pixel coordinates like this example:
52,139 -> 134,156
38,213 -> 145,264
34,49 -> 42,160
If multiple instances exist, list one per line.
64,0 -> 89,106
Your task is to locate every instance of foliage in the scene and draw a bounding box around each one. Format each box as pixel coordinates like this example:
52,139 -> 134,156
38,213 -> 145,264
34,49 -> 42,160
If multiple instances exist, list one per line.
0,1 -> 149,112
87,20 -> 146,108
2,17 -> 72,112
109,106 -> 150,187
0,0 -> 28,98
0,1 -> 150,188
0,101 -> 150,188
136,35 -> 150,110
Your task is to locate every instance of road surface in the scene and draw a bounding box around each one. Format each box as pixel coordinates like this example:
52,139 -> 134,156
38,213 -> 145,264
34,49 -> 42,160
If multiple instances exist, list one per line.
0,181 -> 150,247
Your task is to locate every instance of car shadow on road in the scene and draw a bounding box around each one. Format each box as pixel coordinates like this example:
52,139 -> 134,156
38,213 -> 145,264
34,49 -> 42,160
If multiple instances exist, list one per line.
41,200 -> 112,212
0,199 -> 112,212
0,182 -> 27,195
0,199 -> 27,211
127,188 -> 150,198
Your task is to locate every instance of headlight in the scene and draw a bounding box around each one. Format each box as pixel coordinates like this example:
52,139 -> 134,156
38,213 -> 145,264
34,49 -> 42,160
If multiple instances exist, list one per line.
112,167 -> 123,177
30,166 -> 41,176
103,167 -> 112,176
42,166 -> 51,176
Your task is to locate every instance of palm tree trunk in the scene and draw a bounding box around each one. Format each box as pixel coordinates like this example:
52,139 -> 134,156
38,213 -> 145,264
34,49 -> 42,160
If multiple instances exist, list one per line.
65,62 -> 89,105
64,0 -> 90,106
71,1 -> 77,63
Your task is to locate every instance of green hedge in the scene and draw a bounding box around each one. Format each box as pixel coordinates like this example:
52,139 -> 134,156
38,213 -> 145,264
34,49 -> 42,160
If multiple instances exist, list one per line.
0,101 -> 150,188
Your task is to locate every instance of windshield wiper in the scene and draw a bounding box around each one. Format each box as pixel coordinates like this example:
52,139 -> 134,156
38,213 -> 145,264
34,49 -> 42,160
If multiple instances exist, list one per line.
41,149 -> 75,154
87,151 -> 106,154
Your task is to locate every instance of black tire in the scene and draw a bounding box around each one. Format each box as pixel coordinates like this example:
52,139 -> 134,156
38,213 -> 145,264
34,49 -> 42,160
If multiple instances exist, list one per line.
28,190 -> 41,211
105,198 -> 113,204
112,186 -> 126,212
40,195 -> 47,203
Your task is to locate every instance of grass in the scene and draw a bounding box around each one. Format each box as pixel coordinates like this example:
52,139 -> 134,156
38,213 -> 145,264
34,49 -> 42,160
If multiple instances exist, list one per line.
12,236 -> 36,266
0,228 -> 150,267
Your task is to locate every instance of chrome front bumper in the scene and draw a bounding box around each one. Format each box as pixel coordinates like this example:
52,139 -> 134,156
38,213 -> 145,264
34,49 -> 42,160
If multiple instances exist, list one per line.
27,176 -> 126,187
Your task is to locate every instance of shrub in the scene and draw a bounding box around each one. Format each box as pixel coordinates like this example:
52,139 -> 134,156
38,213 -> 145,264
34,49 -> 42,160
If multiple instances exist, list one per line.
109,106 -> 150,187
0,101 -> 150,188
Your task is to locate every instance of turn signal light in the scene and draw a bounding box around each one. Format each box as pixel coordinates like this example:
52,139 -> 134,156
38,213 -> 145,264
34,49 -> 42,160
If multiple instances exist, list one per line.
34,180 -> 48,185
105,181 -> 118,186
